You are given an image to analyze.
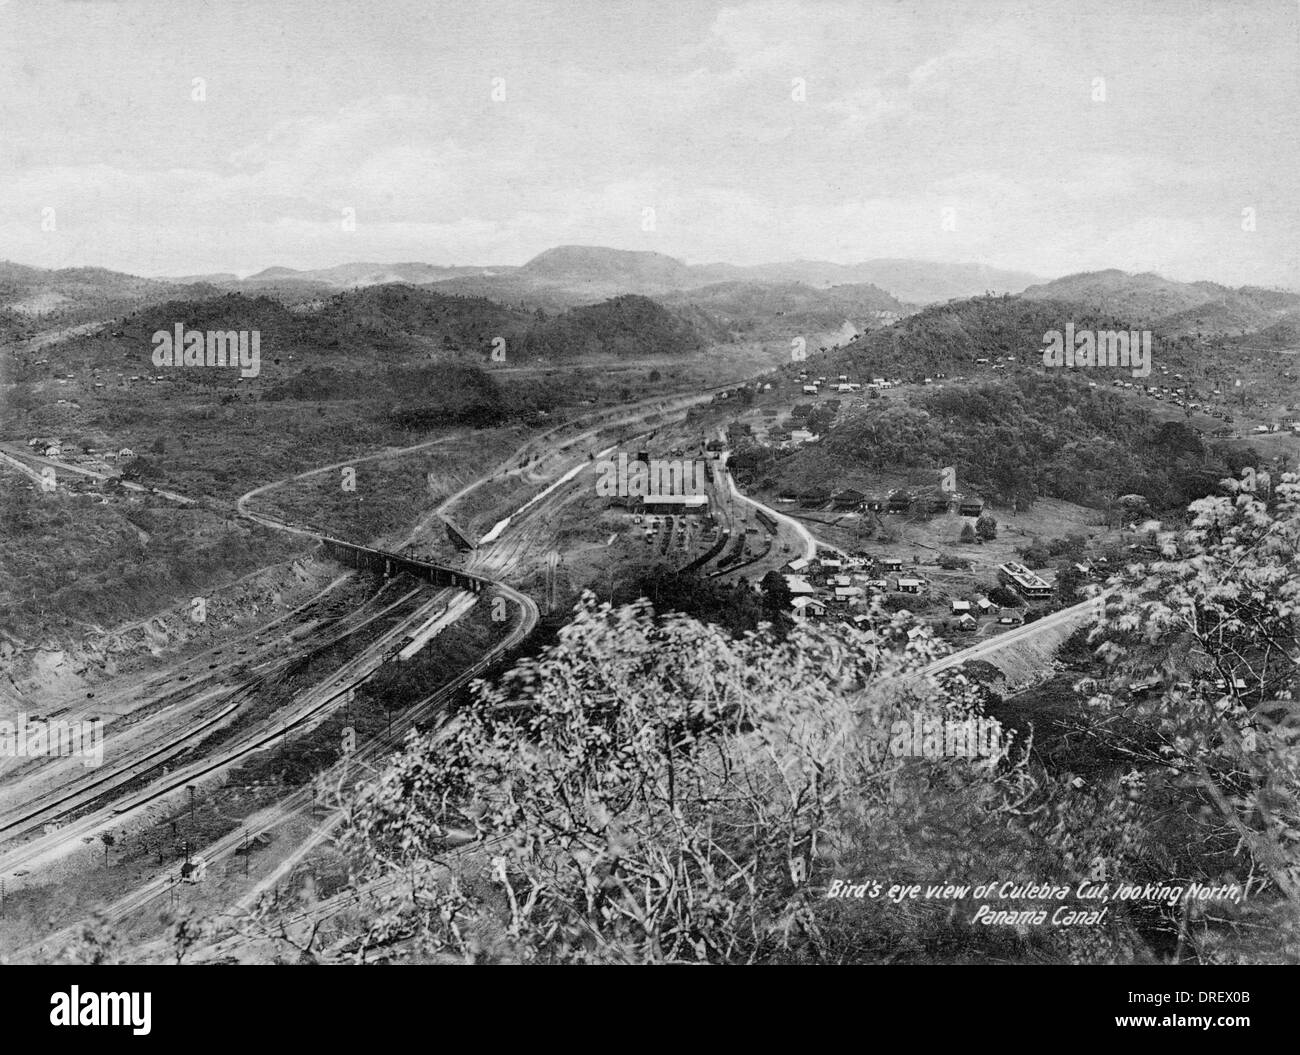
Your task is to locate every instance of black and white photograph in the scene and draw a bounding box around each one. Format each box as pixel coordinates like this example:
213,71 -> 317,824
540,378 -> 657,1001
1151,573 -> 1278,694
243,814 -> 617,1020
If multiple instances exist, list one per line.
0,0 -> 1297,1008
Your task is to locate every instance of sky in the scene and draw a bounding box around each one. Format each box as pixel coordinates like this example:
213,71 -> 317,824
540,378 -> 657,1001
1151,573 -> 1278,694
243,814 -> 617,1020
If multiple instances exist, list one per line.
1,0 -> 1296,286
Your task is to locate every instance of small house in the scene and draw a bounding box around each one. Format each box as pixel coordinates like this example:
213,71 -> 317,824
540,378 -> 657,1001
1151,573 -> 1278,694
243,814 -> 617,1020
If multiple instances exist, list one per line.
886,491 -> 913,514
790,596 -> 827,619
915,487 -> 949,514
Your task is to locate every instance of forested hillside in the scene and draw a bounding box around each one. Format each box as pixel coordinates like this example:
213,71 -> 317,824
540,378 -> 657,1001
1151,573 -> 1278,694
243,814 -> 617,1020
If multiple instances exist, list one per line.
521,294 -> 714,359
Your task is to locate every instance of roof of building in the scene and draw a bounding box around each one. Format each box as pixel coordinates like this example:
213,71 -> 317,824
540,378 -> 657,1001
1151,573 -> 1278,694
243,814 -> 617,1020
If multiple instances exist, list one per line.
999,561 -> 1052,589
641,494 -> 709,506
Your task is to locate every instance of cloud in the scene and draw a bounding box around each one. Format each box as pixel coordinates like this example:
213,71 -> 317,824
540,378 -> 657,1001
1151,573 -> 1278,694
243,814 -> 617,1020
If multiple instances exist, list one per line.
0,0 -> 1292,287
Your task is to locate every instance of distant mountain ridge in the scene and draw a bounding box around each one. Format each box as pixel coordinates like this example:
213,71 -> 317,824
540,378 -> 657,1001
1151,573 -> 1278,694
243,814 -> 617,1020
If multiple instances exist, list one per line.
1022,269 -> 1300,336
0,259 -> 216,328
508,246 -> 1041,303
9,255 -> 1299,346
710,257 -> 1043,303
243,261 -> 510,286
146,245 -> 1044,305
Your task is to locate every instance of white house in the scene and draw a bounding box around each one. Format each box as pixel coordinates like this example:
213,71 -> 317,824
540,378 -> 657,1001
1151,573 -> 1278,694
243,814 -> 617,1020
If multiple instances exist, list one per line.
791,596 -> 827,619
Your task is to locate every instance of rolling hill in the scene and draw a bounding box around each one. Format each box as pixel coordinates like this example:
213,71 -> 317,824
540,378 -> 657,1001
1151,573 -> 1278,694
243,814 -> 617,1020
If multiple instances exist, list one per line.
0,261 -> 219,328
520,294 -> 715,360
803,295 -> 1153,380
659,280 -> 905,340
1022,270 -> 1300,336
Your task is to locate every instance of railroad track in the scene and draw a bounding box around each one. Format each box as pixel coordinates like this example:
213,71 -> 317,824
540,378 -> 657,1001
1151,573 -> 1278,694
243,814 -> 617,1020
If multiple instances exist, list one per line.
4,372 -> 769,959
